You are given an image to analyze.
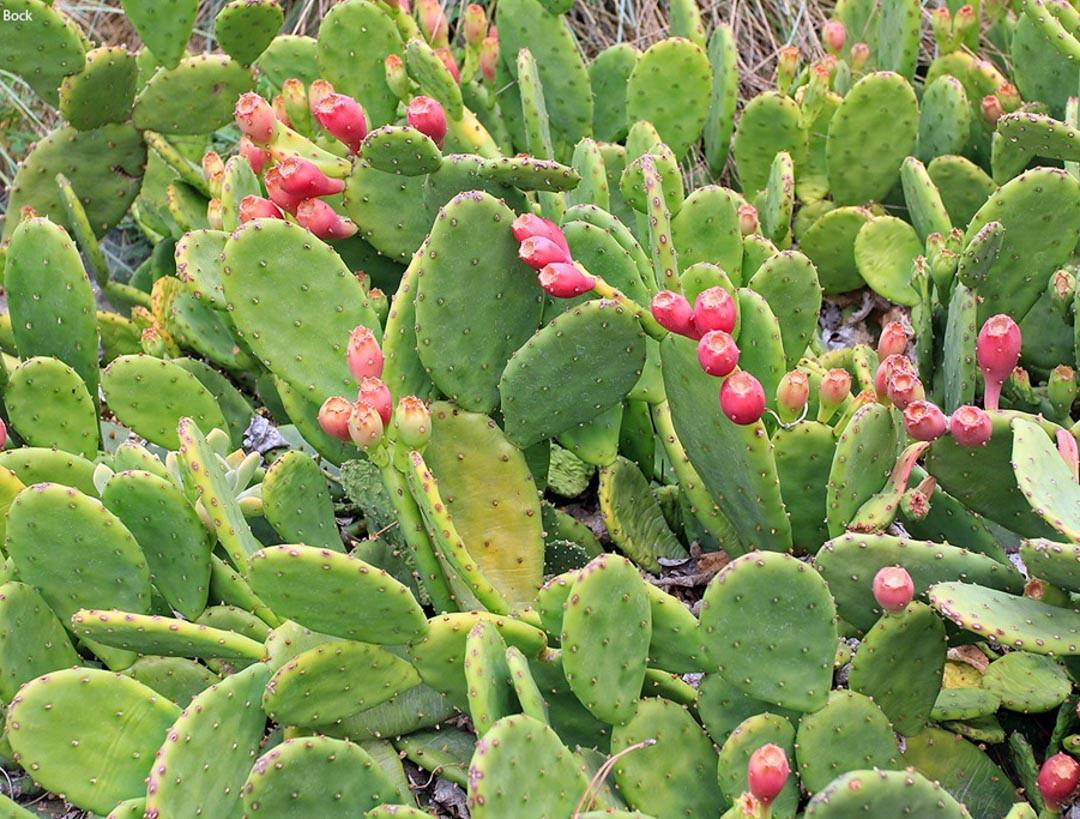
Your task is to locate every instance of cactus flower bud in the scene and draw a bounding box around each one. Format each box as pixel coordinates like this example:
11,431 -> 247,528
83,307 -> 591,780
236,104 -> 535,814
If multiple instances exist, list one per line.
747,743 -> 789,807
237,136 -> 271,176
435,47 -> 461,83
394,395 -> 432,448
981,94 -> 1004,126
950,404 -> 992,447
877,321 -> 909,359
348,401 -> 384,450
650,290 -> 697,338
464,4 -> 487,45
850,42 -> 870,71
238,195 -> 285,223
385,54 -> 412,100
264,166 -> 305,214
271,94 -> 291,127
886,370 -> 925,410
234,92 -> 276,143
538,262 -> 596,298
406,96 -> 448,149
737,204 -> 759,236
480,35 -> 499,81
318,396 -> 353,441
511,213 -> 571,256
953,4 -> 977,39
720,371 -> 766,425
1049,365 -> 1078,420
697,330 -> 741,377
1058,429 -> 1079,482
818,368 -> 852,422
823,20 -> 846,54
518,235 -> 572,269
776,370 -> 809,422
277,156 -> 346,198
776,46 -> 800,93
903,400 -> 948,442
313,93 -> 368,154
357,376 -> 393,425
1039,753 -> 1080,810
296,198 -> 358,240
202,151 -> 225,197
872,566 -> 915,613
418,0 -> 449,46
977,313 -> 1021,411
308,78 -> 336,110
874,354 -> 915,400
347,326 -> 384,382
693,287 -> 737,335
206,198 -> 223,230
997,82 -> 1021,111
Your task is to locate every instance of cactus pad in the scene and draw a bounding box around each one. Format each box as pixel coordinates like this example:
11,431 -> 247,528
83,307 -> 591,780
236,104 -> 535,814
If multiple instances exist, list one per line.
0,0 -> 85,105
5,357 -> 97,458
214,0 -> 283,65
804,769 -> 970,818
626,38 -> 711,159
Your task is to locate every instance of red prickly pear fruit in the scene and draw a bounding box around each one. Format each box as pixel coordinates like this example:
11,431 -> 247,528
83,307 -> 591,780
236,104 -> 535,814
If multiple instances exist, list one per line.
737,204 -> 759,236
277,156 -> 346,198
1058,429 -> 1079,482
693,287 -> 737,335
357,377 -> 393,425
850,42 -> 870,70
697,330 -> 740,377
296,198 -> 358,240
202,151 -> 225,194
435,48 -> 461,83
479,36 -> 499,81
903,400 -> 948,442
538,262 -> 596,298
518,236 -> 572,269
747,743 -> 789,807
977,313 -> 1021,411
348,401 -> 384,450
307,79 -> 335,110
238,136 -> 271,176
318,396 -> 353,441
464,4 -> 487,45
235,92 -> 276,143
347,326 -> 384,382
819,368 -> 852,409
238,195 -> 284,223
877,321 -> 909,359
823,20 -> 846,54
1040,753 -> 1080,810
886,370 -> 925,410
650,290 -> 697,338
263,166 -> 306,214
0,418 -> 7,450
777,370 -> 809,418
418,0 -> 449,46
394,395 -> 432,448
313,93 -> 368,154
511,213 -> 571,257
950,404 -> 993,447
407,96 -> 448,149
874,354 -> 914,400
872,566 -> 915,613
720,371 -> 766,425
981,94 -> 1004,126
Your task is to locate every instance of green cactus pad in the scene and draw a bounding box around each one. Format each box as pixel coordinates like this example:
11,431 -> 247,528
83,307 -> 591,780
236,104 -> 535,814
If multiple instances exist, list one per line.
942,282 -> 979,412
716,712 -> 798,816
414,192 -> 542,412
927,154 -> 997,229
500,300 -> 645,447
963,167 -> 1080,322
598,457 -> 687,572
0,0 -> 85,105
0,448 -> 97,497
804,768 -> 970,818
853,216 -> 923,305
122,656 -> 217,707
567,138 -> 610,210
701,551 -> 836,712
772,420 -> 834,554
613,697 -> 727,817
985,651 -> 1072,712
917,76 -> 972,163
848,602 -> 946,735
1021,538 -> 1080,592
317,0 -> 403,128
0,581 -> 80,702
931,688 -> 1001,721
560,554 -> 650,724
6,668 -> 181,814
256,34 -> 319,86
223,218 -> 378,405
144,661 -> 270,817
215,0 -> 282,65
4,357 -> 97,458
464,620 -> 517,735
874,0 -> 921,78
261,451 -> 341,551
796,690 -> 901,794
133,55 -> 253,135
395,727 -> 474,787
827,72 -> 918,204
467,714 -> 588,818
815,533 -> 1022,632
561,220 -> 650,308
900,157 -> 952,242
670,187 -> 743,278
242,736 -> 401,814
121,0 -> 197,68
626,38 -> 711,160
733,92 -> 806,195
59,46 -> 137,130
902,727 -> 1018,818
361,126 -> 442,176
4,123 -> 146,242
1013,417 -> 1080,541
589,45 -> 638,144
70,609 -> 265,660
704,24 -> 738,175
423,402 -> 545,607
696,672 -> 799,747
826,404 -> 898,537
993,112 -> 1080,183
263,640 -> 420,726
798,206 -> 873,294
1012,10 -> 1074,118
748,251 -> 822,367
6,483 -> 150,621
175,228 -> 228,310
102,469 -> 212,619
323,680 -> 456,742
102,355 -> 227,448
5,218 -> 100,397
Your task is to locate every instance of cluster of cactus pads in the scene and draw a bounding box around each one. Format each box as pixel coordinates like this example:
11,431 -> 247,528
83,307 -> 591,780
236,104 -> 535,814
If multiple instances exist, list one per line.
14,0 -> 1080,816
